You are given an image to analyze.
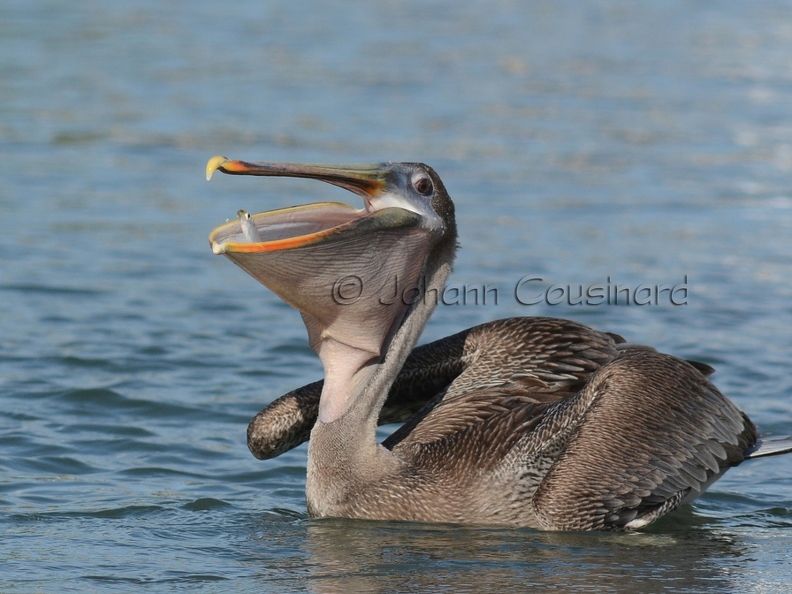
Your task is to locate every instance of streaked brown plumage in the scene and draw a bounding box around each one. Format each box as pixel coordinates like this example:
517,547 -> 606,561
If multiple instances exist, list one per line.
207,157 -> 792,530
249,316 -> 621,460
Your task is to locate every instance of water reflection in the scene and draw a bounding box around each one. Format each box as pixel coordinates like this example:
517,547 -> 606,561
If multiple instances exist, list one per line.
299,511 -> 746,593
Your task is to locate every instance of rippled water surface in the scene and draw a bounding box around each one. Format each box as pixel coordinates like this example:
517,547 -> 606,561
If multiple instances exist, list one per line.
3,1 -> 792,591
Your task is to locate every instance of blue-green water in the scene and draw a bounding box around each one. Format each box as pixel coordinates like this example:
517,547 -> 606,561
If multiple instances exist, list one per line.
3,1 -> 792,591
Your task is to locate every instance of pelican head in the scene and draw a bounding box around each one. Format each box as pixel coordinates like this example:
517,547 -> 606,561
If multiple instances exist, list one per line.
207,157 -> 457,423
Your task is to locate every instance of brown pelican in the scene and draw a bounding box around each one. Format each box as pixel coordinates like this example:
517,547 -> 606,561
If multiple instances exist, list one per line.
206,156 -> 792,531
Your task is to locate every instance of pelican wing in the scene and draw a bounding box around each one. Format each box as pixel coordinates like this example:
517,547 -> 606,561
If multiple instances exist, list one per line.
386,317 -> 621,449
525,350 -> 756,531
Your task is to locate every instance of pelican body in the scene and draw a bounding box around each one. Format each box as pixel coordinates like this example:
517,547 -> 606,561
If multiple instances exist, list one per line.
206,156 -> 792,531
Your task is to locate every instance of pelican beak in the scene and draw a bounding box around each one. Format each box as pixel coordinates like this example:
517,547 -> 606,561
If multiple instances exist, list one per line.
205,156 -> 435,368
206,156 -> 412,255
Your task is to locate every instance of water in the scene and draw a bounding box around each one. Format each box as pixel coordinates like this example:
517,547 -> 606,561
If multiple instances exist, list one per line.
3,0 -> 792,591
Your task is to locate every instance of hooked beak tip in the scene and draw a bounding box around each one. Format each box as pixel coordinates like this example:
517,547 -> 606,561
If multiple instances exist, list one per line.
206,155 -> 230,181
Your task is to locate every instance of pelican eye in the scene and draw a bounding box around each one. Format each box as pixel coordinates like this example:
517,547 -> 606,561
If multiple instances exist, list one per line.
413,175 -> 433,196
